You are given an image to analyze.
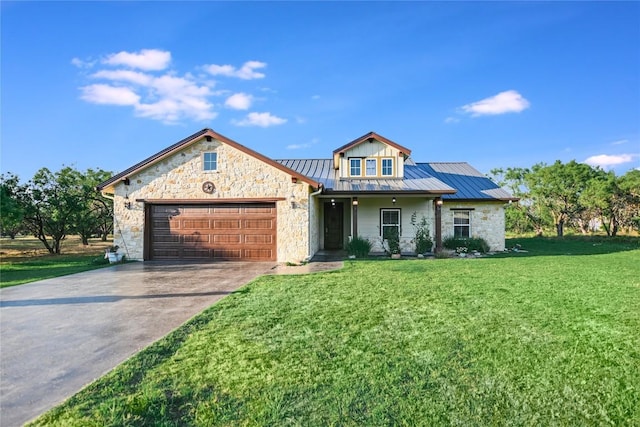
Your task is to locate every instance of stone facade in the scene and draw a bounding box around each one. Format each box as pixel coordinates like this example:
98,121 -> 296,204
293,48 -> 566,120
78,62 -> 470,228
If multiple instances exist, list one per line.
441,201 -> 506,251
112,137 -> 311,263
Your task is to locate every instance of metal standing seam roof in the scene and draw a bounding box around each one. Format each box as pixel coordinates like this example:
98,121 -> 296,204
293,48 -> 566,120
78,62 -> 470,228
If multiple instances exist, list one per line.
417,163 -> 516,200
276,159 -> 456,194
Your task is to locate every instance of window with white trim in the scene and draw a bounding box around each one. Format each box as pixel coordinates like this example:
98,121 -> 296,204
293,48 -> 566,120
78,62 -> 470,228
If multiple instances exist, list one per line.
381,208 -> 401,238
350,158 -> 362,176
454,211 -> 471,238
365,159 -> 377,176
381,158 -> 393,176
203,152 -> 218,171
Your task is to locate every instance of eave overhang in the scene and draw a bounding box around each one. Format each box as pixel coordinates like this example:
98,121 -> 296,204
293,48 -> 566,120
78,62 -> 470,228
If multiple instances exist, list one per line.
97,128 -> 322,193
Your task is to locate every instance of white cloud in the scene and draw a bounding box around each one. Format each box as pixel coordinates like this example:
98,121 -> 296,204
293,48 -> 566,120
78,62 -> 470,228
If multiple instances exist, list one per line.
444,116 -> 460,124
103,49 -> 171,71
461,90 -> 530,116
584,154 -> 637,168
135,99 -> 217,123
80,84 -> 140,105
225,93 -> 252,110
71,57 -> 96,69
205,60 -> 266,79
76,51 -> 285,124
311,95 -> 321,100
287,138 -> 318,150
233,112 -> 286,127
91,69 -> 153,86
82,70 -> 215,123
611,139 -> 628,146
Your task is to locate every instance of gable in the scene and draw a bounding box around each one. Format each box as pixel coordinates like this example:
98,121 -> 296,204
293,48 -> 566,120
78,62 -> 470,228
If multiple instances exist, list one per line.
98,128 -> 320,192
332,132 -> 411,179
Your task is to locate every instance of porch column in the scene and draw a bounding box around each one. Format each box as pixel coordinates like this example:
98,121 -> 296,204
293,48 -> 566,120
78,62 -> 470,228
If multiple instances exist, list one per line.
435,198 -> 442,252
352,197 -> 358,237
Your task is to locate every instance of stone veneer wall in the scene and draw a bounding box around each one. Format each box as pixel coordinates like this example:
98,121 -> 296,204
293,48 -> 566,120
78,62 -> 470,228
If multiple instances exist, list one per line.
112,137 -> 311,263
441,201 -> 506,251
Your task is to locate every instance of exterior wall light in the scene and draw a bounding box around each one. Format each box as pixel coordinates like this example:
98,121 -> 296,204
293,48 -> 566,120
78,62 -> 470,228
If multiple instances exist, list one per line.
352,197 -> 358,206
392,197 -> 397,205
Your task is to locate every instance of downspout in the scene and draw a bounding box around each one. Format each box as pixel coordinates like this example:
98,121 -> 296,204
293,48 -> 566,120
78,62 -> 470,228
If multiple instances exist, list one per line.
307,185 -> 324,260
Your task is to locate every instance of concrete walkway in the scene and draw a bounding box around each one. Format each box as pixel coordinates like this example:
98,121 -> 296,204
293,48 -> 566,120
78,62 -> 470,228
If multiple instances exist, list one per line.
0,261 -> 275,427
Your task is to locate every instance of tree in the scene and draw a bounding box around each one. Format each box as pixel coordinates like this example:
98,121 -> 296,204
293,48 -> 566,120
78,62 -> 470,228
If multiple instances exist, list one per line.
580,171 -> 622,236
13,167 -> 113,254
490,167 -> 551,236
617,169 -> 640,233
525,161 -> 600,237
71,169 -> 113,245
0,173 -> 25,238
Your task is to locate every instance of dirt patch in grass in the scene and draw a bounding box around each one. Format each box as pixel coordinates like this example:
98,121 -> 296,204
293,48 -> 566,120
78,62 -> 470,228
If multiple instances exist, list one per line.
0,236 -> 113,262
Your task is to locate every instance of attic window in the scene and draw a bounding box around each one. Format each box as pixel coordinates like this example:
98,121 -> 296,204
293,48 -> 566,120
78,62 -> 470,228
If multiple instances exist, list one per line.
349,158 -> 362,177
382,158 -> 394,176
365,159 -> 377,176
203,152 -> 217,171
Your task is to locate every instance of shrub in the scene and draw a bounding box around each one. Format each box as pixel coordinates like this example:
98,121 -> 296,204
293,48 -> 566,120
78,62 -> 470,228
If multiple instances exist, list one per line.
411,212 -> 433,254
443,236 -> 490,253
382,227 -> 401,255
346,236 -> 372,258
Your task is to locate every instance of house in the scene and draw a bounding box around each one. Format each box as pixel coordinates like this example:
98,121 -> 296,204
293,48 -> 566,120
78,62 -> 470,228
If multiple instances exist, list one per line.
97,128 -> 516,262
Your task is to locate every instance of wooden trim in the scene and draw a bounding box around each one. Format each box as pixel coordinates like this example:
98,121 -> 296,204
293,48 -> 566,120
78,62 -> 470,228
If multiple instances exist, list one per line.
135,198 -> 285,204
333,131 -> 412,157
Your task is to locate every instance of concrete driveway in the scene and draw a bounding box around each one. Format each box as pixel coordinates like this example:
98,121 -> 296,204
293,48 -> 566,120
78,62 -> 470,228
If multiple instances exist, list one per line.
0,261 -> 275,427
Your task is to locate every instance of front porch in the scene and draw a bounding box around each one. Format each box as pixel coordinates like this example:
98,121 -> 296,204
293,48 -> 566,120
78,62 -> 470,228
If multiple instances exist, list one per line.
315,195 -> 444,254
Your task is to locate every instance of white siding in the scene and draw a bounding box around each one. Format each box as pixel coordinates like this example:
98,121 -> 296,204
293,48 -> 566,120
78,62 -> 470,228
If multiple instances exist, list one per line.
355,197 -> 433,254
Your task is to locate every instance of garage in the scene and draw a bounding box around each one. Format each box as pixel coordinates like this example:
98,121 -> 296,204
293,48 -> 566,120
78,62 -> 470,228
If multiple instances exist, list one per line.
148,203 -> 277,261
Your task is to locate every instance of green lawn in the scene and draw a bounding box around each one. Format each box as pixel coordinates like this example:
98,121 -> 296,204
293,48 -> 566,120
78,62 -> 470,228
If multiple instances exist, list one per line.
0,237 -> 115,288
31,238 -> 640,426
0,255 -> 113,288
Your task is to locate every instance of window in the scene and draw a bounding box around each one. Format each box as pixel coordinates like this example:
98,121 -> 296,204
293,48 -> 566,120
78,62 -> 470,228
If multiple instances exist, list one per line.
381,158 -> 393,176
365,159 -> 377,176
381,208 -> 401,238
203,152 -> 217,171
454,211 -> 471,238
350,158 -> 362,176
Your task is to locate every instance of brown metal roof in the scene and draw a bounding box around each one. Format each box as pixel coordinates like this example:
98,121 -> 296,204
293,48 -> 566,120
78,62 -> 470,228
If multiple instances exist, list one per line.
97,128 -> 321,191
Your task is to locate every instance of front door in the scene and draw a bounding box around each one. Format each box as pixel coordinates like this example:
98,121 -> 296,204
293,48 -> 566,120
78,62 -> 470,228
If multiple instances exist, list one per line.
324,202 -> 344,249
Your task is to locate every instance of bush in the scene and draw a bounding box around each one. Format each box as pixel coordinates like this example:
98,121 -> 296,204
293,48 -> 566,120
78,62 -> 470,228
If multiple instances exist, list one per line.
346,236 -> 372,258
411,212 -> 433,254
443,236 -> 490,253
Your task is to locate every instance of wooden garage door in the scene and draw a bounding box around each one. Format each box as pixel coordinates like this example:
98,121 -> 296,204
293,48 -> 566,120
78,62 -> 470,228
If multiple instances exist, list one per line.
149,203 -> 276,261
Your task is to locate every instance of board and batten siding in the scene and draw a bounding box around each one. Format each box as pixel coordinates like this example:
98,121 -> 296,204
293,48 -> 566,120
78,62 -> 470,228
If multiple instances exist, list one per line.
338,140 -> 405,178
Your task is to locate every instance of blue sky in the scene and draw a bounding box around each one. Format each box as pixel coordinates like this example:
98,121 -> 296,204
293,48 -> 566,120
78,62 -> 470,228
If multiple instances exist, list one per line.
2,1 -> 639,181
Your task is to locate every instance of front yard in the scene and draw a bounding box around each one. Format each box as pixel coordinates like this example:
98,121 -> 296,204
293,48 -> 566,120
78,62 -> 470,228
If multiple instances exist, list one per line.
32,238 -> 640,425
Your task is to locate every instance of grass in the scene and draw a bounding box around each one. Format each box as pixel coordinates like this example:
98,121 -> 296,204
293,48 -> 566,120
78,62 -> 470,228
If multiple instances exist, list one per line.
0,236 -> 115,288
31,237 -> 640,425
